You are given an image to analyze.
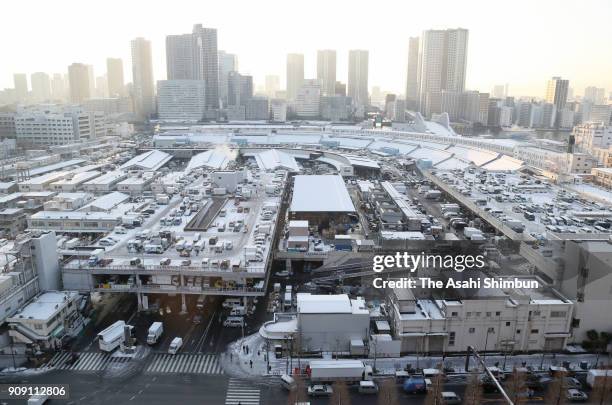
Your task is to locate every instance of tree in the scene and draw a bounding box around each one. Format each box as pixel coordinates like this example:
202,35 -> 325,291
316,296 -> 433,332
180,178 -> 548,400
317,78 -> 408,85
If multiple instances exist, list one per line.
377,378 -> 399,405
592,369 -> 612,405
329,380 -> 351,405
287,375 -> 308,405
424,367 -> 445,405
463,373 -> 483,405
504,367 -> 530,404
545,369 -> 567,405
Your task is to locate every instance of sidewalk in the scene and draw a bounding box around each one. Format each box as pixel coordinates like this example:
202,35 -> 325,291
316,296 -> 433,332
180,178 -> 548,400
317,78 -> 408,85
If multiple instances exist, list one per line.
222,332 -> 606,379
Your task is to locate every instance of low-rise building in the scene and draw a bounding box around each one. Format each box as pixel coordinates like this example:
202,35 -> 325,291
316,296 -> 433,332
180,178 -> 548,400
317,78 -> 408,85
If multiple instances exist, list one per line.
0,208 -> 27,238
387,277 -> 573,354
82,170 -> 128,193
28,211 -> 121,233
7,291 -> 84,351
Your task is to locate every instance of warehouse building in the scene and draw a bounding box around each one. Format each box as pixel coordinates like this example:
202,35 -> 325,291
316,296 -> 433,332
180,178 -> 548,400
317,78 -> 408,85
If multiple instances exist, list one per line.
289,175 -> 356,226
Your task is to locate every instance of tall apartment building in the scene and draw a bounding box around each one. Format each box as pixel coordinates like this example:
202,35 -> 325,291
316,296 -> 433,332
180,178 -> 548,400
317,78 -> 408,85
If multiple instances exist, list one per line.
264,75 -> 280,98
130,37 -> 155,119
418,28 -> 469,117
246,97 -> 269,120
157,80 -> 207,121
294,79 -> 321,118
30,72 -> 51,102
106,58 -> 125,97
405,37 -> 420,108
317,50 -> 336,96
227,72 -> 253,108
165,24 -> 219,110
270,99 -> 287,122
50,74 -> 67,101
14,105 -> 105,147
218,51 -> 238,107
13,73 -> 28,102
584,86 -> 605,104
166,34 -> 196,80
545,76 -> 569,111
286,53 -> 304,101
348,50 -> 369,108
68,63 -> 91,104
573,122 -> 612,151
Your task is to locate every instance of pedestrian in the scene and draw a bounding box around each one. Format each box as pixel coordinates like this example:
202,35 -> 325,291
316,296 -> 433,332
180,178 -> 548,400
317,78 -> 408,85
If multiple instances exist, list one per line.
250,360 -> 253,368
257,350 -> 260,356
230,353 -> 233,362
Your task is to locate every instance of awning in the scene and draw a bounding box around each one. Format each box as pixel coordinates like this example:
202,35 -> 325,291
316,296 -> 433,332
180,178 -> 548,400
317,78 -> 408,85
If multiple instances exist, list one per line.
51,324 -> 65,338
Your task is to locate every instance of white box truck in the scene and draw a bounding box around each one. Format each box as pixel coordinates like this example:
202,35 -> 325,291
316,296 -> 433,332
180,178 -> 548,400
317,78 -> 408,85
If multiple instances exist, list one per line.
309,360 -> 373,383
168,337 -> 183,354
98,320 -> 132,352
147,322 -> 163,345
587,369 -> 612,388
463,227 -> 480,239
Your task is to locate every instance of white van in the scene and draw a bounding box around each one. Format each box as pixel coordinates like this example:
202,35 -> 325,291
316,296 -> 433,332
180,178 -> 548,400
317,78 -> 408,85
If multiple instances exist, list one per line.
358,381 -> 378,394
222,298 -> 242,308
168,337 -> 183,354
223,316 -> 244,328
280,374 -> 296,391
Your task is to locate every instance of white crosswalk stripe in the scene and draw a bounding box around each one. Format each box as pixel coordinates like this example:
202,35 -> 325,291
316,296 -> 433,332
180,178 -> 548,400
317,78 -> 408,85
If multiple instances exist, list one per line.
44,352 -> 126,372
145,354 -> 223,374
225,379 -> 260,405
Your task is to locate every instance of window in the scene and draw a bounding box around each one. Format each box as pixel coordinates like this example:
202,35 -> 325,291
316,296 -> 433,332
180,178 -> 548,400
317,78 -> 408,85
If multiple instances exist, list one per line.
506,322 -> 511,326
495,311 -> 501,316
486,312 -> 491,317
531,329 -> 539,334
476,312 -> 481,317
487,327 -> 495,334
466,312 -> 472,317
451,312 -> 458,317
550,311 -> 567,318
449,331 -> 456,346
469,328 -> 475,333
516,329 -> 521,334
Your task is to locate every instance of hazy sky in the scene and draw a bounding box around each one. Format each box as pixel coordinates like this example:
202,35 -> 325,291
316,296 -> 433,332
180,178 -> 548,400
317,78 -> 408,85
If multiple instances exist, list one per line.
2,0 -> 612,98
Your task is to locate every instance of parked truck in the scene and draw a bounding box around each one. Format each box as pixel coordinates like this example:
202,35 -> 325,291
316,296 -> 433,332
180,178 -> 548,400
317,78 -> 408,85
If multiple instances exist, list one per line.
88,248 -> 105,266
587,369 -> 612,388
308,360 -> 373,383
503,218 -> 525,233
425,190 -> 442,200
463,227 -> 481,239
156,194 -> 170,205
244,245 -> 264,262
98,320 -> 132,352
146,322 -> 163,344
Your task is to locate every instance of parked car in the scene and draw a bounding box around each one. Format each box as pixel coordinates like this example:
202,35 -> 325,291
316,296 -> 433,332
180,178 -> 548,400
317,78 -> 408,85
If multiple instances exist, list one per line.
307,384 -> 333,397
566,389 -> 588,402
403,376 -> 427,394
441,391 -> 462,404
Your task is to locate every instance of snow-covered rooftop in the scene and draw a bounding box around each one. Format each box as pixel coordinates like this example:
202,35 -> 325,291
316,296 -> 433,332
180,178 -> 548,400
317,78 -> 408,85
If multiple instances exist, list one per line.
290,175 -> 355,213
121,150 -> 172,171
253,149 -> 300,172
186,149 -> 232,171
8,291 -> 79,321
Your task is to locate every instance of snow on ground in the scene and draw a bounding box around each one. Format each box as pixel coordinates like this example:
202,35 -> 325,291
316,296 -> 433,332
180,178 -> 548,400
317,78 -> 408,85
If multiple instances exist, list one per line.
222,333 -> 603,380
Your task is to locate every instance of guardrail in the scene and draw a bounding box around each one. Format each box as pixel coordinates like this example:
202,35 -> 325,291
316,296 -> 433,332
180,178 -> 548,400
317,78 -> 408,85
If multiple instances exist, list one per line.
63,263 -> 266,275
94,284 -> 265,296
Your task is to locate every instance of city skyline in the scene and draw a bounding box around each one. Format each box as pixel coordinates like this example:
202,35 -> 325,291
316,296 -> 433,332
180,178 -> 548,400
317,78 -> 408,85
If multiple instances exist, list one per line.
2,0 -> 612,97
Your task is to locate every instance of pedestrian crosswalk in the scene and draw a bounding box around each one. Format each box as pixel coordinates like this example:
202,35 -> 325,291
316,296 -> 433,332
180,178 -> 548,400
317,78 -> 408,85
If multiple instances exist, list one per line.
145,353 -> 223,374
225,379 -> 260,405
46,351 -> 126,372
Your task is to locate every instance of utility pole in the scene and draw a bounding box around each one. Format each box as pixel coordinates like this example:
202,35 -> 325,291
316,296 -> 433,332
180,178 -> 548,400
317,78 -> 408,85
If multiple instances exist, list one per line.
465,345 -> 514,405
